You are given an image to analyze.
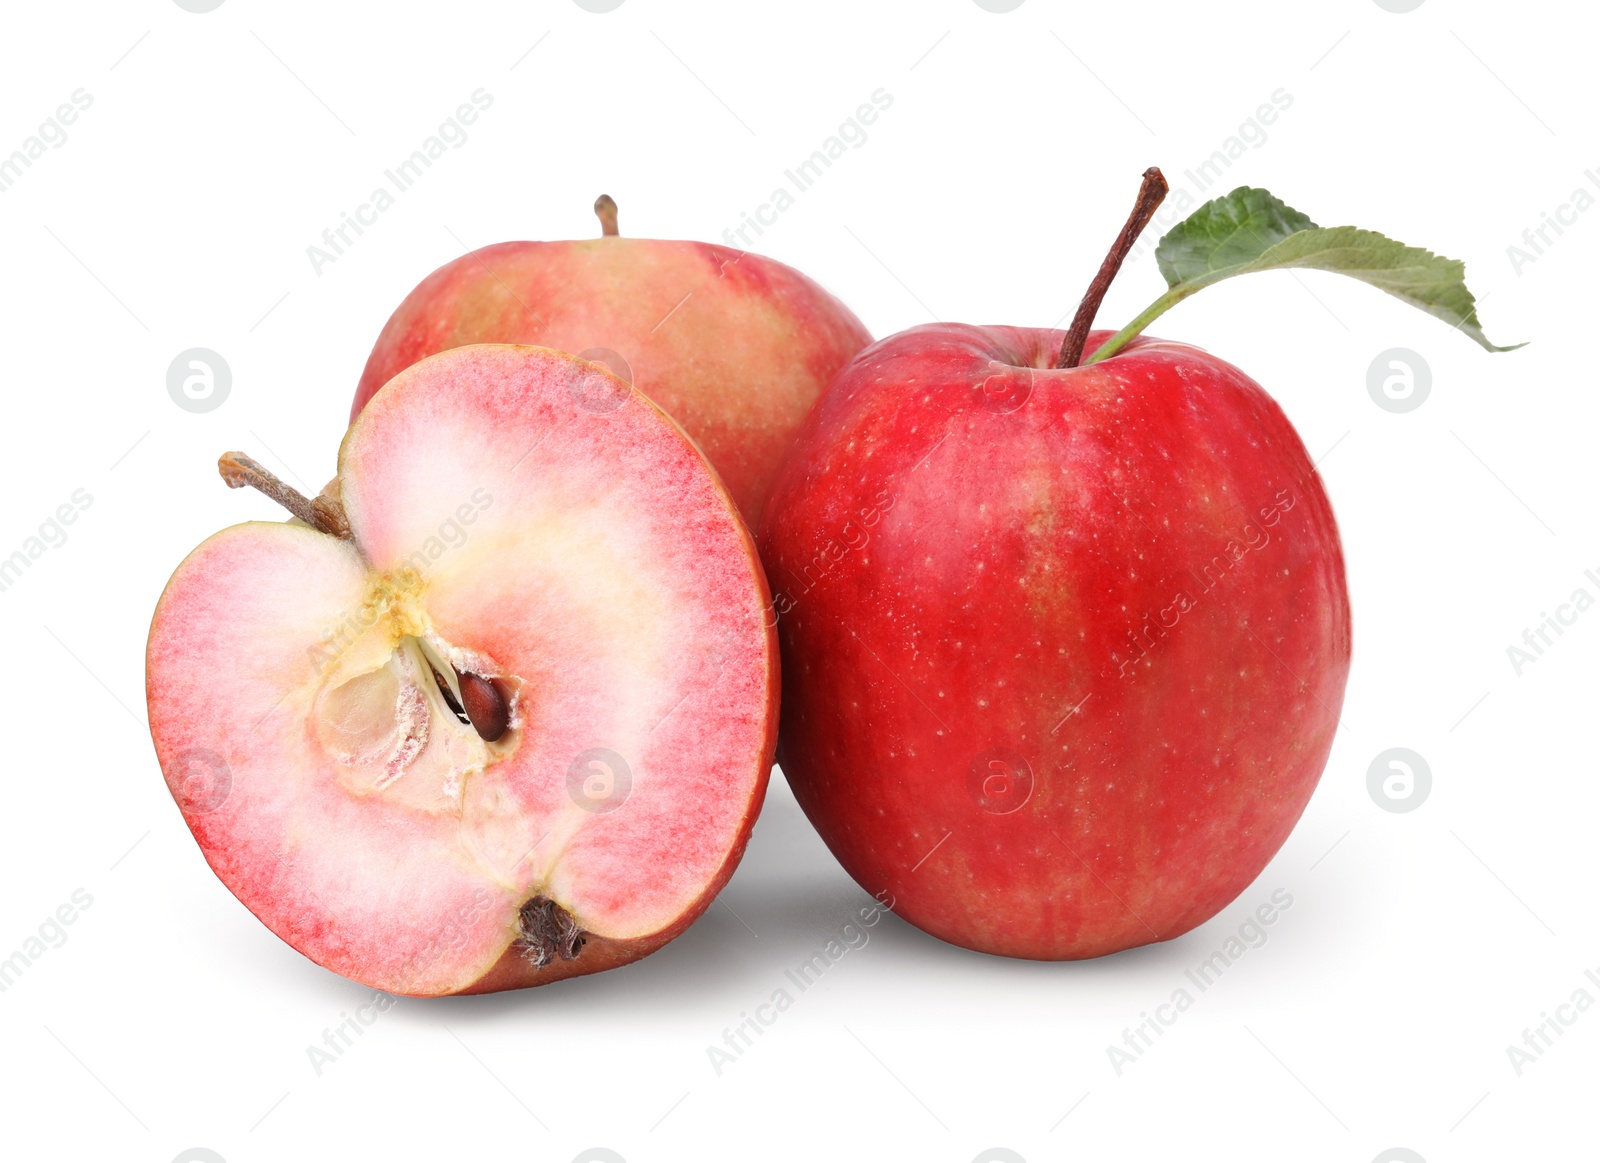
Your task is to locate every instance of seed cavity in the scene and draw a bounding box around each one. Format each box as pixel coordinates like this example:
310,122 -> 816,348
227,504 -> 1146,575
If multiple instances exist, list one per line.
317,665 -> 432,783
374,683 -> 429,790
428,662 -> 473,727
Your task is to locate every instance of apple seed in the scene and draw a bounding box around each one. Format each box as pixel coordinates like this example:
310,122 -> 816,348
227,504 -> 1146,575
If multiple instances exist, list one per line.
425,660 -> 510,743
458,672 -> 510,742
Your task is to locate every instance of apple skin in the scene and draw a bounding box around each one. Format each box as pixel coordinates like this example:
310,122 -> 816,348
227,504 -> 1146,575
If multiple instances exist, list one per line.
757,325 -> 1350,960
352,238 -> 872,527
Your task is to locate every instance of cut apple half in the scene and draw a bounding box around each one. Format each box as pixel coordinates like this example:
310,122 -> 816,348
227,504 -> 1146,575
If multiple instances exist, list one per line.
146,345 -> 778,995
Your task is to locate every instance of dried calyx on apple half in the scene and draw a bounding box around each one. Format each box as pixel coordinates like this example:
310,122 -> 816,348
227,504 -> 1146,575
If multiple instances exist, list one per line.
147,345 -> 777,995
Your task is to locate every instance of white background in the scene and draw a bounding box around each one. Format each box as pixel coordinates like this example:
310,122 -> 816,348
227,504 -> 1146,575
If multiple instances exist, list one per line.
0,1 -> 1593,1160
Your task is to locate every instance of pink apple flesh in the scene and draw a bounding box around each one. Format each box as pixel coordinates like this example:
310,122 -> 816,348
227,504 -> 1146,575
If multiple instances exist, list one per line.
148,345 -> 777,994
758,325 -> 1350,960
351,236 -> 873,527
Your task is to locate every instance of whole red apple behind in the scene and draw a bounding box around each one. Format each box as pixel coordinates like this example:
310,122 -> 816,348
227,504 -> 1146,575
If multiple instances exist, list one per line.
759,322 -> 1350,958
351,196 -> 872,527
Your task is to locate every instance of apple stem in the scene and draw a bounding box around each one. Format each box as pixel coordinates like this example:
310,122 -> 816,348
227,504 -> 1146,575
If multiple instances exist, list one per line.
1057,167 -> 1169,369
594,194 -> 619,237
218,451 -> 350,540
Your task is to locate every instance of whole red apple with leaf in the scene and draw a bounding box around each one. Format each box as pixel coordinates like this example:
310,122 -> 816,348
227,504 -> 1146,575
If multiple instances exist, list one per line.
759,170 -> 1518,960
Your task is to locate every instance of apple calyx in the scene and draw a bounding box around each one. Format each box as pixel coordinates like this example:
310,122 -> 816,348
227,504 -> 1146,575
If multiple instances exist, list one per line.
594,193 -> 619,237
219,451 -> 350,539
216,449 -> 512,744
518,896 -> 586,968
1057,167 -> 1170,369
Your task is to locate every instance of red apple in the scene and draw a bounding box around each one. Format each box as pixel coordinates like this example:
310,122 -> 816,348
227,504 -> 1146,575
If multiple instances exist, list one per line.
147,345 -> 778,994
758,322 -> 1350,959
351,197 -> 872,527
757,167 -> 1515,962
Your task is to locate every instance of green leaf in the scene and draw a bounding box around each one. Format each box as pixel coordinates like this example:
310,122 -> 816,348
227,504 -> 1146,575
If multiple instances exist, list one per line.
1154,186 -> 1318,286
1086,186 -> 1523,364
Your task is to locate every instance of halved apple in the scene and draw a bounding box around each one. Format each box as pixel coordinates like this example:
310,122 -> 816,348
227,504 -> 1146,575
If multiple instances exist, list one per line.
146,345 -> 777,995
